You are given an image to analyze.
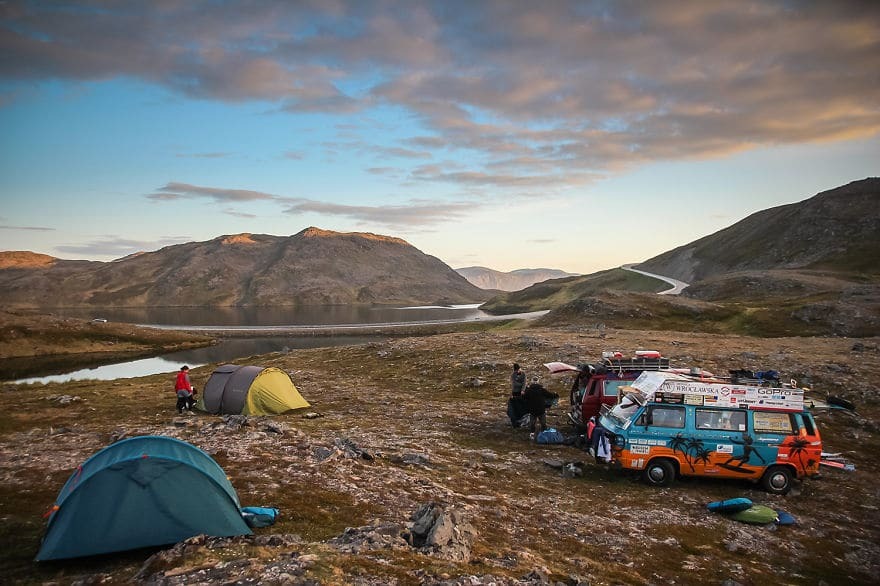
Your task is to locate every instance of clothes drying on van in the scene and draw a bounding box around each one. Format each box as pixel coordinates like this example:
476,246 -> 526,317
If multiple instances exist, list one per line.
36,436 -> 251,561
199,365 -> 310,415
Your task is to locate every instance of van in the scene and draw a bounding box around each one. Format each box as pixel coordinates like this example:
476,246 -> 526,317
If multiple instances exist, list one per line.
567,352 -> 672,426
598,371 -> 822,494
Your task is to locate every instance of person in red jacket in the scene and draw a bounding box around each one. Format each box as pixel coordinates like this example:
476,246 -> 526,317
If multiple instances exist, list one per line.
175,365 -> 195,413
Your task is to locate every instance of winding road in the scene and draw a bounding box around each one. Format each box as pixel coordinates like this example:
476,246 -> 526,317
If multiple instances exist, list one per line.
621,264 -> 690,295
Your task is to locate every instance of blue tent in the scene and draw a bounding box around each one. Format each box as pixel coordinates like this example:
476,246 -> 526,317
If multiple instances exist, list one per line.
36,435 -> 251,561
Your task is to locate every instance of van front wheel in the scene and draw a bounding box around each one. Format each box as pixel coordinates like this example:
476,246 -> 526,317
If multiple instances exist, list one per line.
761,466 -> 793,495
643,459 -> 675,487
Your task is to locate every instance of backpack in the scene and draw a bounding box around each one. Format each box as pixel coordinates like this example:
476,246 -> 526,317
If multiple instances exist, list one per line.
536,428 -> 565,444
240,506 -> 279,528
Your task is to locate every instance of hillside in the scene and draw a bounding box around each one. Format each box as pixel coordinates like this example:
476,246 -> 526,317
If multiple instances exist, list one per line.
0,228 -> 491,308
456,266 -> 579,292
636,178 -> 880,283
479,180 -> 880,337
481,269 -> 669,313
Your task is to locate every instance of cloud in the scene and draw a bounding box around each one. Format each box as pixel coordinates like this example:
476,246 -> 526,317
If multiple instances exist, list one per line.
366,167 -> 397,175
175,152 -> 233,159
3,1 -> 879,191
223,209 -> 257,219
145,181 -> 477,229
374,146 -> 432,160
282,197 -> 478,229
147,182 -> 278,203
55,236 -> 191,259
0,224 -> 55,231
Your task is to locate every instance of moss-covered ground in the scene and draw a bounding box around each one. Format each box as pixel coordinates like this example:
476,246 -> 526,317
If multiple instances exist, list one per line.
1,327 -> 878,584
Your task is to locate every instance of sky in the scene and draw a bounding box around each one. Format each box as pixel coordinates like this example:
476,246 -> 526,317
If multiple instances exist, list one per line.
1,1 -> 878,275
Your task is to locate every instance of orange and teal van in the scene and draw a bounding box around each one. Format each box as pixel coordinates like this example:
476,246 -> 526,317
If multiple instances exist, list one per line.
598,372 -> 822,494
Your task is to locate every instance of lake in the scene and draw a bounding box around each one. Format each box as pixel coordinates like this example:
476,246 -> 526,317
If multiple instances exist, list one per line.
8,304 -> 508,384
49,304 -> 488,327
10,335 -> 379,385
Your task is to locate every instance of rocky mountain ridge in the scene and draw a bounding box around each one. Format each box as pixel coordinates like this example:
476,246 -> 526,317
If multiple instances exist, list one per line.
0,227 -> 490,308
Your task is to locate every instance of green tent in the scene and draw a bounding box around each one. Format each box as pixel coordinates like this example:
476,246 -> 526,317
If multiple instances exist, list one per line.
36,436 -> 251,561
199,364 -> 310,415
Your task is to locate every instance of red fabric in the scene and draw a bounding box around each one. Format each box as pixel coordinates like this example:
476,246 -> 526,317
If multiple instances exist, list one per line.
175,370 -> 192,392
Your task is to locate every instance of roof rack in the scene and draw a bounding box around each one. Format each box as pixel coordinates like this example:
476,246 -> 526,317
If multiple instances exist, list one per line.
730,376 -> 783,388
602,357 -> 670,372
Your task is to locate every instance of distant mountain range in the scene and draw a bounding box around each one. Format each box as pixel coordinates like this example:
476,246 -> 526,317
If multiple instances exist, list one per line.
455,266 -> 579,292
0,228 -> 490,308
2,179 -> 877,334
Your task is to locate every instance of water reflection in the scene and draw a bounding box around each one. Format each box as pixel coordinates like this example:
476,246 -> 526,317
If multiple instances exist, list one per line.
50,304 -> 486,326
12,336 -> 378,385
9,304 -> 536,384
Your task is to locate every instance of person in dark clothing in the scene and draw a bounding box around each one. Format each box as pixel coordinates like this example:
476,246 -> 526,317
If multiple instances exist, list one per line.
522,376 -> 558,437
510,363 -> 526,396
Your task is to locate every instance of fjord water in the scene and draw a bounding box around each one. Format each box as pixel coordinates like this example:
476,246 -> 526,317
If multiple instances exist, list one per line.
12,304 -> 487,384
51,304 -> 488,327
12,334 -> 379,385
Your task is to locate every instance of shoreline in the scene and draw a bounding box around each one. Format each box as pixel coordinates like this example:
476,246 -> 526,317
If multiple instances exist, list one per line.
135,310 -> 550,337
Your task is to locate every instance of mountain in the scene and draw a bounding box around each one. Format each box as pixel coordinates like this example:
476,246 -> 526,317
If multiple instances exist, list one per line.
0,251 -> 59,269
480,268 -> 668,313
0,228 -> 491,308
636,178 -> 880,283
481,179 -> 880,336
455,266 -> 579,291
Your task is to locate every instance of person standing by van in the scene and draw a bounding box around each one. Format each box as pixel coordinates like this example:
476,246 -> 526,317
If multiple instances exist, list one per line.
511,363 -> 526,397
175,365 -> 195,413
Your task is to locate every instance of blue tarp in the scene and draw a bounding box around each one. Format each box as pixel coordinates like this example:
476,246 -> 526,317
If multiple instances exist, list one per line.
36,435 -> 251,561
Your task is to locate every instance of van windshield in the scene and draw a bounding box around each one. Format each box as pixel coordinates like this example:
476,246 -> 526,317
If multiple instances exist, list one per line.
604,392 -> 645,428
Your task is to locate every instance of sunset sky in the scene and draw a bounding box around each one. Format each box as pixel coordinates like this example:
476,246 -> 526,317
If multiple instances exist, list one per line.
1,1 -> 878,274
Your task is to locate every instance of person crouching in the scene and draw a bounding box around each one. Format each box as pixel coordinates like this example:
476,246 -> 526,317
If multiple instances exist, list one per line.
175,365 -> 196,414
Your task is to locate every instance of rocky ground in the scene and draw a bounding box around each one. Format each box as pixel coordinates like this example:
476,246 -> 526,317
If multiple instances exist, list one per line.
1,327 -> 879,585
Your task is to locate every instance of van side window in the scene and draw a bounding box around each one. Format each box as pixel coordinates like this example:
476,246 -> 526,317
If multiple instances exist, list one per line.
695,408 -> 746,431
587,380 -> 599,396
802,413 -> 816,436
753,411 -> 795,434
646,406 -> 685,428
604,381 -> 628,398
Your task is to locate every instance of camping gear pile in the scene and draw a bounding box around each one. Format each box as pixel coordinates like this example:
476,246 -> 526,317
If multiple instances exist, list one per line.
706,497 -> 796,526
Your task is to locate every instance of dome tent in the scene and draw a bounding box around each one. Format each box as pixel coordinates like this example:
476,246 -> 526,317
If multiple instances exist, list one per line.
200,364 -> 310,415
36,436 -> 251,561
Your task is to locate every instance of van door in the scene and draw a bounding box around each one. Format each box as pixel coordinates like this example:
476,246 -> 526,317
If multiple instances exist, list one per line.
580,377 -> 604,420
693,408 -> 757,478
783,412 -> 822,477
750,410 -> 797,473
634,404 -> 687,456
